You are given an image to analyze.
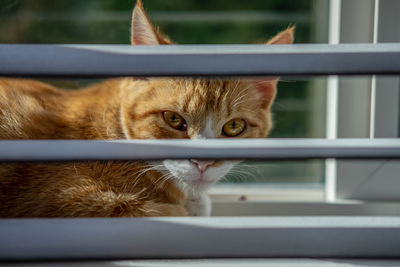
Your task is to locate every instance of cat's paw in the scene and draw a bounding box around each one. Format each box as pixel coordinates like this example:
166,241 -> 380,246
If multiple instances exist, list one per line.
185,193 -> 211,216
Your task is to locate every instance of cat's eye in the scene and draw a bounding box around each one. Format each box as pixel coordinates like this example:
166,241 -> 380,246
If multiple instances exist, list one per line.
222,118 -> 246,137
162,111 -> 187,131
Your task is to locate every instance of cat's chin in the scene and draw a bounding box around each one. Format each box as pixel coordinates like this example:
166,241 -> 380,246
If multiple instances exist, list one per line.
183,177 -> 217,192
159,159 -> 235,194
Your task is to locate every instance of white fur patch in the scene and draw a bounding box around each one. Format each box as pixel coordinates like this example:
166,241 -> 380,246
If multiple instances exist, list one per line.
196,115 -> 215,139
162,159 -> 235,195
185,193 -> 211,216
161,114 -> 236,194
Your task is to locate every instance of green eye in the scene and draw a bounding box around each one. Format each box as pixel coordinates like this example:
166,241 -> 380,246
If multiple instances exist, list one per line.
162,111 -> 186,130
222,118 -> 246,137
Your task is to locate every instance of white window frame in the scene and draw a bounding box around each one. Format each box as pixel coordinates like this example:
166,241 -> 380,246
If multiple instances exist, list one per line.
336,0 -> 400,202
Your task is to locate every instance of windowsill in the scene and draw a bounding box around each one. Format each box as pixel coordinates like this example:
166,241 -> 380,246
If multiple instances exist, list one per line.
211,199 -> 400,216
208,183 -> 400,216
209,183 -> 324,202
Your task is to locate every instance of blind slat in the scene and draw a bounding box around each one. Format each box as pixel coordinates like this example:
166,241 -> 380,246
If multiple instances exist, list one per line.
1,217 -> 400,260
1,139 -> 400,161
1,43 -> 400,77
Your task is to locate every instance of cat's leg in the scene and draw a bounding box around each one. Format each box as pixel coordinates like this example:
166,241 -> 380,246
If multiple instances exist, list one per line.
54,187 -> 187,217
185,192 -> 211,216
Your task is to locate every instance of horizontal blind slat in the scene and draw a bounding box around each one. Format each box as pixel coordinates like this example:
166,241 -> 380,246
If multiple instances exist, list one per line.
1,217 -> 400,260
1,139 -> 400,160
0,43 -> 400,77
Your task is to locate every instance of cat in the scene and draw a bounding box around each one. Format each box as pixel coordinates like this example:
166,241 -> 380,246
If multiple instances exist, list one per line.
0,0 -> 294,217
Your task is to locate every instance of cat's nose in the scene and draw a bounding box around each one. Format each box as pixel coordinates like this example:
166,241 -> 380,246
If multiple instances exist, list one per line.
189,159 -> 216,173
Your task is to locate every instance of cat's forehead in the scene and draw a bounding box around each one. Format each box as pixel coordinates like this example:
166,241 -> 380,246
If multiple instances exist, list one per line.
173,79 -> 245,108
143,78 -> 259,116
160,78 -> 235,89
156,78 -> 245,99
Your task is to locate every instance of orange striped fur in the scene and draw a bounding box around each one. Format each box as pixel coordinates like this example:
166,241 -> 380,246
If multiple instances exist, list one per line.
0,0 -> 294,217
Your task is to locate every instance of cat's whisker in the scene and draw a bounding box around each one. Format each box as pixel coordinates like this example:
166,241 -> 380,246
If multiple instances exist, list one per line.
127,165 -> 164,188
230,79 -> 242,96
159,175 -> 174,188
153,173 -> 171,188
73,163 -> 79,177
134,167 -> 160,180
273,102 -> 288,109
219,176 -> 230,183
232,99 -> 249,110
135,164 -> 164,174
228,168 -> 259,181
231,89 -> 249,106
229,172 -> 252,182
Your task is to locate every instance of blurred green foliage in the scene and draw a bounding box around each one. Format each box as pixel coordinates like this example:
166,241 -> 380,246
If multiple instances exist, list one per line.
0,0 -> 313,44
0,0 -> 311,12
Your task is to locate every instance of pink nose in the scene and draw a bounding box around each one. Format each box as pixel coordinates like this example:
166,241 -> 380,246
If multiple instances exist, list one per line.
189,159 -> 215,173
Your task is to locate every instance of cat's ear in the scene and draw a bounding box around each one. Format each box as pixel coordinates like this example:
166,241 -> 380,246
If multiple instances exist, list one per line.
254,26 -> 295,107
131,0 -> 171,45
253,78 -> 278,108
266,26 -> 295,45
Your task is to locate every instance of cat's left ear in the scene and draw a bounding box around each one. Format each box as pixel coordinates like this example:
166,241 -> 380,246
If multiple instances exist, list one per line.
266,26 -> 295,45
131,0 -> 171,45
254,26 -> 295,107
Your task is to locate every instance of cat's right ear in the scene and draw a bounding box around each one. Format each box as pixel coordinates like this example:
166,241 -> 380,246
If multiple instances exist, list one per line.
131,0 -> 171,45
252,26 -> 295,108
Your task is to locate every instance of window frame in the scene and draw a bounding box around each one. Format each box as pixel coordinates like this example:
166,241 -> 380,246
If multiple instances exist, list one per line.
335,0 -> 400,202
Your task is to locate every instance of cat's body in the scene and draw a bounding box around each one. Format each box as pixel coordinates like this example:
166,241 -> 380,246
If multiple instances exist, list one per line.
0,78 -> 188,217
0,78 -> 124,140
0,0 -> 293,217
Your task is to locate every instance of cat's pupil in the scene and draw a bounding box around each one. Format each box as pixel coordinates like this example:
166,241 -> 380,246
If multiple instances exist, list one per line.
231,120 -> 236,128
171,114 -> 176,121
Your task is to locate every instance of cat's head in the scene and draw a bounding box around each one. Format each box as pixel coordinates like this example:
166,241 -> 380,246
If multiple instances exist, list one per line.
120,0 -> 294,194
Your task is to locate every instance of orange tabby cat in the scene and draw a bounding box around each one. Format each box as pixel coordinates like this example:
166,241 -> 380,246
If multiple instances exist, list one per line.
0,0 -> 294,217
